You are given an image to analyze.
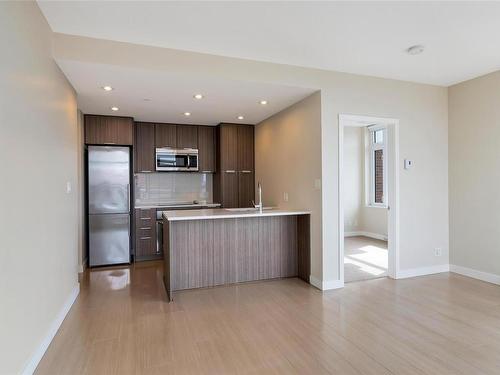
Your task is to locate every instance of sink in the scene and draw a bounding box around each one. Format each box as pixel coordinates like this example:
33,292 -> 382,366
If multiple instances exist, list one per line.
224,207 -> 274,212
225,208 -> 258,212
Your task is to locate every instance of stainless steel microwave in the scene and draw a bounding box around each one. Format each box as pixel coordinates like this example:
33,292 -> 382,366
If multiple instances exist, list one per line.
155,148 -> 199,171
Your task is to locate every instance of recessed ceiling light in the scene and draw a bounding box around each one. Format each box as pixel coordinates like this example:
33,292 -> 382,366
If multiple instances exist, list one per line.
193,94 -> 204,100
102,86 -> 113,91
111,106 -> 119,111
143,98 -> 151,102
259,100 -> 268,105
406,45 -> 425,55
184,112 -> 191,116
237,115 -> 244,120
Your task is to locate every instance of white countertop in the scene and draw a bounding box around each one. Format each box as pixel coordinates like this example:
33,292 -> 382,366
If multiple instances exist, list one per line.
162,208 -> 311,221
135,203 -> 221,210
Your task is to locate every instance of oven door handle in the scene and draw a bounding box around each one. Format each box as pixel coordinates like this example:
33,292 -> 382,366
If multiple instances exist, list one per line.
156,220 -> 163,254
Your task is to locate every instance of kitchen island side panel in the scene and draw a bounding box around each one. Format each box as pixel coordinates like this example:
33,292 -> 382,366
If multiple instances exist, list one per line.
297,214 -> 311,282
163,219 -> 171,301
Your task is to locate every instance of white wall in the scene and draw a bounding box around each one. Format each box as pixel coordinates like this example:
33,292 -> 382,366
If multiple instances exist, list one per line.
53,33 -> 449,285
343,127 -> 364,232
360,207 -> 388,238
449,71 -> 500,277
343,127 -> 388,238
255,92 -> 322,280
0,3 -> 79,373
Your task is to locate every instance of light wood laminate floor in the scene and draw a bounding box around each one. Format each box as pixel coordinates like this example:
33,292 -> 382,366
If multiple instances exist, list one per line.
36,261 -> 500,374
344,236 -> 388,282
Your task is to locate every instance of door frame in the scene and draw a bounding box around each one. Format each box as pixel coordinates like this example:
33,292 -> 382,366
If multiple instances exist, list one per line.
338,114 -> 400,281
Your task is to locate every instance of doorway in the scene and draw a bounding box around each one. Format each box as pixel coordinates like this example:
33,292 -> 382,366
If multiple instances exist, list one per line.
339,114 -> 399,283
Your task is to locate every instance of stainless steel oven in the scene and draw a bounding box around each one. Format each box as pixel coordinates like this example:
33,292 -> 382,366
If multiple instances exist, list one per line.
155,148 -> 199,171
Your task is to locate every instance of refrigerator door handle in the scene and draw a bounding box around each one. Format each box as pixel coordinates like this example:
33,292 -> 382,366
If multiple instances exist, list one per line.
127,184 -> 130,211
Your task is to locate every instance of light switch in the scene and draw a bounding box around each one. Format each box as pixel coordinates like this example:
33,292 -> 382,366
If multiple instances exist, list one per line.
404,159 -> 413,170
314,179 -> 321,190
66,181 -> 72,194
283,192 -> 289,202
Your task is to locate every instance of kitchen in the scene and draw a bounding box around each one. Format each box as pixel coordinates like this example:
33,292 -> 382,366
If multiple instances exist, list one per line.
83,82 -> 315,300
8,2 -> 481,373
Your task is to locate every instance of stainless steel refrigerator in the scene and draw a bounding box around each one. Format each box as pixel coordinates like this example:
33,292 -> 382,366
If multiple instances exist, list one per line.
88,146 -> 131,266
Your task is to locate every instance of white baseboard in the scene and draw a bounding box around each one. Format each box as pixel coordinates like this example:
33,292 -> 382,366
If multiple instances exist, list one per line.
22,284 -> 80,375
78,257 -> 88,274
450,264 -> 500,285
345,231 -> 387,241
396,264 -> 449,279
310,275 -> 344,290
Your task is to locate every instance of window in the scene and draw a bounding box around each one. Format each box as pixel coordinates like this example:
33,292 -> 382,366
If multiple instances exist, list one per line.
367,126 -> 387,207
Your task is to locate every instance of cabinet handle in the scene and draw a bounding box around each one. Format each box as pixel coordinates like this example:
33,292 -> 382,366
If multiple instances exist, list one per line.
240,170 -> 252,173
140,217 -> 151,220
139,227 -> 151,230
140,236 -> 152,240
104,142 -> 116,145
225,170 -> 236,173
201,170 -> 213,173
140,170 -> 152,173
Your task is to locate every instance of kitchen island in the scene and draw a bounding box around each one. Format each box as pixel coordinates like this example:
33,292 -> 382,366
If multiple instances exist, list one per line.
162,208 -> 311,301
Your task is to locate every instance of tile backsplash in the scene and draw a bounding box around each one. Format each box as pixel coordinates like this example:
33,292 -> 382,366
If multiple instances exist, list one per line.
134,173 -> 213,206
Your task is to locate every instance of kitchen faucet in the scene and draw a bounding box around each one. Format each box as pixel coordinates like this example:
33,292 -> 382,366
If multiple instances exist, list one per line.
253,182 -> 263,213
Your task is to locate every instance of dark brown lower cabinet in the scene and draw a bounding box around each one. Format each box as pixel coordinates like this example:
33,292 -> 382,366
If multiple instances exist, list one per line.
134,208 -> 158,260
238,171 -> 255,208
217,170 -> 254,208
221,170 -> 239,208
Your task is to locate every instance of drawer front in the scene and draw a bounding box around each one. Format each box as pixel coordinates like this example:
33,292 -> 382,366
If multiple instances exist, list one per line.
136,208 -> 154,219
134,208 -> 158,259
135,209 -> 154,228
136,226 -> 153,238
136,236 -> 156,257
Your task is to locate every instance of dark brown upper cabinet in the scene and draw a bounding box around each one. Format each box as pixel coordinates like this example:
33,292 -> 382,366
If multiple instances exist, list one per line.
155,123 -> 177,148
197,126 -> 216,173
84,115 -> 133,145
177,125 -> 198,149
134,122 -> 155,173
219,124 -> 238,171
237,125 -> 255,172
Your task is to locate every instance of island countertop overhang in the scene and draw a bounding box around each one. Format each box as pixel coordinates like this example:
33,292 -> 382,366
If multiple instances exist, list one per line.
162,208 -> 311,221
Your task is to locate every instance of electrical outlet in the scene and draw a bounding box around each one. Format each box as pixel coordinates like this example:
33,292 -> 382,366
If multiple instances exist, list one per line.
434,248 -> 442,257
283,192 -> 289,202
66,181 -> 72,194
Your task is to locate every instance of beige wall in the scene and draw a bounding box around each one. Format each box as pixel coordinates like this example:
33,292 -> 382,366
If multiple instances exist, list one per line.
0,3 -> 79,374
449,71 -> 500,276
343,127 -> 388,237
52,33 -> 449,283
255,92 -> 322,282
77,109 -> 87,272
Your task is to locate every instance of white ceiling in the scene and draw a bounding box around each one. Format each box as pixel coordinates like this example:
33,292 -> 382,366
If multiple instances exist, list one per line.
56,59 -> 315,124
38,1 -> 500,86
